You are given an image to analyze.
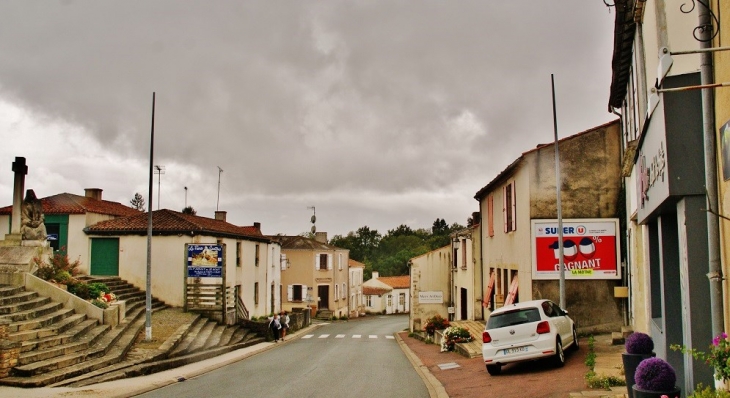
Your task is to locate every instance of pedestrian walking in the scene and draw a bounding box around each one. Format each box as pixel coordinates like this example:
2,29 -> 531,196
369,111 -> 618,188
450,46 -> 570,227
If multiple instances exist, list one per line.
269,314 -> 282,342
280,311 -> 290,340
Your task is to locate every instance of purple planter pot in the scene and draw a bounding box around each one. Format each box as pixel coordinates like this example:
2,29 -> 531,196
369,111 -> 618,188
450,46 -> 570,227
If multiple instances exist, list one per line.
632,385 -> 681,398
622,352 -> 655,398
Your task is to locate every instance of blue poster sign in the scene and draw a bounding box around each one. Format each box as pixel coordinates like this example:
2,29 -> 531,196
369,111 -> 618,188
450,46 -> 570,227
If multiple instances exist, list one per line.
187,244 -> 223,278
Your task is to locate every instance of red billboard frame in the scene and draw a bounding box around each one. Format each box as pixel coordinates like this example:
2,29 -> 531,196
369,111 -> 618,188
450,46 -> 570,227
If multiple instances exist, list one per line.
531,219 -> 620,280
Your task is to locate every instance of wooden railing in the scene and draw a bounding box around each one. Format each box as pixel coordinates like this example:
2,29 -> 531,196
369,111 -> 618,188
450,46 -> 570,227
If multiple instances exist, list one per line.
235,285 -> 249,321
186,283 -> 236,324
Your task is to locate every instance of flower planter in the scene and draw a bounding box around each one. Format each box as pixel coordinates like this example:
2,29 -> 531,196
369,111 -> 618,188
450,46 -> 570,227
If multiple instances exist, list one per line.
632,385 -> 681,398
622,352 -> 655,398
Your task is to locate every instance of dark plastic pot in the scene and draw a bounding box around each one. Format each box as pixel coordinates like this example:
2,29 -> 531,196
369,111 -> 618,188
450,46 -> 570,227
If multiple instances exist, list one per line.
632,385 -> 681,398
622,352 -> 655,398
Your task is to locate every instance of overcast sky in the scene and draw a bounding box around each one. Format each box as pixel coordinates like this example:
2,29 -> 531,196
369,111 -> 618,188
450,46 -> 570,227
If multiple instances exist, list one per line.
0,1 -> 617,238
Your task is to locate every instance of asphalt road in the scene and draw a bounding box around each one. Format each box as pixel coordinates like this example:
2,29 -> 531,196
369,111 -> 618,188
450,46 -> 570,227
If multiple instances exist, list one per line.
137,315 -> 429,398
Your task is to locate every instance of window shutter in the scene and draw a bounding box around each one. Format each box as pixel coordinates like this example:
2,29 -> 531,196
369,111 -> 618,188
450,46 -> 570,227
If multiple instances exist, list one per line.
281,254 -> 287,271
488,195 -> 494,237
327,254 -> 333,270
502,186 -> 507,233
338,253 -> 342,270
335,284 -> 338,300
302,285 -> 307,300
315,254 -> 320,270
288,285 -> 293,301
511,183 -> 517,231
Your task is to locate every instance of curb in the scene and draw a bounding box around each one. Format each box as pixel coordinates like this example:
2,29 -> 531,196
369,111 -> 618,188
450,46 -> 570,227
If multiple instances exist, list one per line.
395,332 -> 449,398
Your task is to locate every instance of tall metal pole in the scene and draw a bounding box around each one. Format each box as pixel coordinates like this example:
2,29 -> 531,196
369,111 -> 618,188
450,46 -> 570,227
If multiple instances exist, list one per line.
551,75 -> 566,309
145,93 -> 156,341
697,4 -> 723,338
216,166 -> 223,211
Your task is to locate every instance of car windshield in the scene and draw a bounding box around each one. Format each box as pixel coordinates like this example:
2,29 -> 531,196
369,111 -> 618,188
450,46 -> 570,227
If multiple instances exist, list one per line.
487,308 -> 541,329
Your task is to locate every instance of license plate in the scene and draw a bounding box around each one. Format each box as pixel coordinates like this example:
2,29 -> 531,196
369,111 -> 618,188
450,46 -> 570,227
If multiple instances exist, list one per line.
503,346 -> 528,355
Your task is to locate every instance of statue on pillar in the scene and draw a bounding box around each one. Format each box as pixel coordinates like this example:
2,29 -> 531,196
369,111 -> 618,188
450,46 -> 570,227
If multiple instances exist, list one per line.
20,189 -> 46,242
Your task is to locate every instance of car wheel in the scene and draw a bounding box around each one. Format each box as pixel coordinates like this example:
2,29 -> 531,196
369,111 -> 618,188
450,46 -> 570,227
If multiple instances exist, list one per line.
570,327 -> 579,351
553,338 -> 565,367
486,364 -> 501,375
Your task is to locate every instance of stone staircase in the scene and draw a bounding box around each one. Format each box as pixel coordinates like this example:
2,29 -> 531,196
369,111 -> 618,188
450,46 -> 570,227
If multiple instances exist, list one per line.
0,277 -> 263,388
315,309 -> 333,320
446,320 -> 485,358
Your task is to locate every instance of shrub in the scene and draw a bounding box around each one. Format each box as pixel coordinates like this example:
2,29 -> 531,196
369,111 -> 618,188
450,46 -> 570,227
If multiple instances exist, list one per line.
340,315 -> 348,321
441,326 -> 473,352
689,384 -> 730,398
626,332 -> 654,355
424,315 -> 449,335
91,299 -> 109,309
331,315 -> 338,321
68,282 -> 90,299
635,357 -> 676,391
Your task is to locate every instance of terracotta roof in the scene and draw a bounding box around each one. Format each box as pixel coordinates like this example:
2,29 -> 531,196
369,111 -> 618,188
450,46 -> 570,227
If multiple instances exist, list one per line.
377,275 -> 410,289
84,209 -> 268,241
348,259 -> 365,268
0,193 -> 141,217
270,235 -> 343,251
363,286 -> 391,296
608,0 -> 638,109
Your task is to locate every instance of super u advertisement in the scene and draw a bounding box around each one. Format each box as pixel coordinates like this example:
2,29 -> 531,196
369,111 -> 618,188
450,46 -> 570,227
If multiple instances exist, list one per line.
531,219 -> 620,280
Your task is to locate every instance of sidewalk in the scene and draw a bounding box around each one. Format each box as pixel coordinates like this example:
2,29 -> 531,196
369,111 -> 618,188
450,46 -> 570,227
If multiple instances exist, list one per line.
396,332 -> 628,398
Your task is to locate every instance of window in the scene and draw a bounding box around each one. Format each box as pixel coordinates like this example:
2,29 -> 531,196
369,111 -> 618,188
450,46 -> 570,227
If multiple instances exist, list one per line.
452,246 -> 458,269
366,296 -> 372,307
254,282 -> 259,305
335,284 -> 339,300
255,244 -> 260,266
288,284 -> 305,302
338,253 -> 342,270
503,182 -> 516,233
399,293 -> 405,305
461,239 -> 467,269
316,253 -> 330,270
387,295 -> 392,307
280,254 -> 287,270
342,283 -> 346,299
236,242 -> 242,267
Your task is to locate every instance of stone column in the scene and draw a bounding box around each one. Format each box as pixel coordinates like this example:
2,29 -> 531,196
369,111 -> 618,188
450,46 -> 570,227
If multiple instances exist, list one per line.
11,157 -> 27,235
0,320 -> 19,378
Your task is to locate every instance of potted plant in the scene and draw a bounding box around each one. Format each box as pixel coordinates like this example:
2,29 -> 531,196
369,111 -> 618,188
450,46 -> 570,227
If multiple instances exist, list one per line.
632,357 -> 681,398
623,332 -> 656,398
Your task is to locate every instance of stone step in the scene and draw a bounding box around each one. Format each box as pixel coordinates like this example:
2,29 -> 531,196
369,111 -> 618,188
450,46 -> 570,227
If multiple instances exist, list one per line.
0,290 -> 38,307
168,318 -> 207,357
0,285 -> 25,298
229,327 -> 249,345
17,324 -> 109,367
202,325 -> 226,350
0,301 -> 63,322
9,313 -> 87,343
0,296 -> 52,315
8,308 -> 75,332
185,321 -> 216,354
19,319 -> 97,353
217,326 -> 237,347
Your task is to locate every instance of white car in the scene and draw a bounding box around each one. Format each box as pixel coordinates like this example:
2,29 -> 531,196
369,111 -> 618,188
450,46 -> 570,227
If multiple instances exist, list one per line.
482,299 -> 578,375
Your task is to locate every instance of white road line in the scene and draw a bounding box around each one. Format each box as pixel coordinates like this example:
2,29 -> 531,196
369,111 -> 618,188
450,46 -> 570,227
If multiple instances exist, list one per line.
352,335 -> 362,338
335,334 -> 345,338
385,335 -> 395,339
318,334 -> 330,339
369,335 -> 378,339
302,335 -> 313,339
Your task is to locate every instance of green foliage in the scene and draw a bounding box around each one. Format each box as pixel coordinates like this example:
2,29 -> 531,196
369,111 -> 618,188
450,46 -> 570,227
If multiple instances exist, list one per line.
689,384 -> 730,398
181,206 -> 197,215
330,219 -> 465,278
32,249 -> 82,284
424,315 -> 449,335
330,315 -> 338,321
583,335 -> 625,389
340,315 -> 348,320
672,332 -> 730,383
91,298 -> 109,309
69,282 -> 109,300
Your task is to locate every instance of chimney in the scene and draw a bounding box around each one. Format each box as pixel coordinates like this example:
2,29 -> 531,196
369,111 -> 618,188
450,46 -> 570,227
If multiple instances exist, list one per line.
472,211 -> 481,225
372,271 -> 379,279
254,222 -> 261,230
214,211 -> 227,222
84,188 -> 103,200
314,232 -> 327,243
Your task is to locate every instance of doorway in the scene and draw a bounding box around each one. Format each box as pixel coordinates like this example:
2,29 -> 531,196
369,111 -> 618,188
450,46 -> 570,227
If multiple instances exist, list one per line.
460,288 -> 468,320
318,285 -> 329,309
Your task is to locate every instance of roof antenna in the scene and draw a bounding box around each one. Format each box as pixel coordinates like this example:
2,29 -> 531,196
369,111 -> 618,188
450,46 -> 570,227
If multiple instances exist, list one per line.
308,206 -> 316,234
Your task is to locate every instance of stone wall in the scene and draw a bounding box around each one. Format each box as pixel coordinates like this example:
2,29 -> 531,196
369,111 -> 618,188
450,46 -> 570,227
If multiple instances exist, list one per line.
0,320 -> 19,378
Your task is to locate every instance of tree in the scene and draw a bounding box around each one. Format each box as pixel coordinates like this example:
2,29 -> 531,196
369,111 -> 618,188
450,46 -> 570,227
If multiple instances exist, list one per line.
181,206 -> 197,215
130,193 -> 146,211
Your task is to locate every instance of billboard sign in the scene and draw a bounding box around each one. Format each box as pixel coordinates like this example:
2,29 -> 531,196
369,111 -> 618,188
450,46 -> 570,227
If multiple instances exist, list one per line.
187,244 -> 223,278
531,219 -> 620,280
418,291 -> 444,304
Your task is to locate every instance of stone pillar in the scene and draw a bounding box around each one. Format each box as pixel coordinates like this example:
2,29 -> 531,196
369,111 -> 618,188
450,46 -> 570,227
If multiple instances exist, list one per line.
11,157 -> 28,235
0,320 -> 19,378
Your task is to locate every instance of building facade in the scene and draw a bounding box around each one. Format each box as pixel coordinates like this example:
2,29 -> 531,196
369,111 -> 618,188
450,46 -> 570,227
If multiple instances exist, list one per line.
409,246 -> 451,332
348,259 -> 365,317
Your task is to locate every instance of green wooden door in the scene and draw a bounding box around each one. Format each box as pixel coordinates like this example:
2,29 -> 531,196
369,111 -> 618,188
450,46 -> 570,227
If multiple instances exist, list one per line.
90,238 -> 120,276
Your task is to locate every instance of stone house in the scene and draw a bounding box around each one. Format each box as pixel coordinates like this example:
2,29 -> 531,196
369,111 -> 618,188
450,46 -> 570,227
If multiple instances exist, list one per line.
473,120 -> 623,332
362,272 -> 410,315
0,188 -> 140,273
83,209 -> 280,319
274,233 -> 350,318
348,259 -> 365,317
408,246 -> 451,332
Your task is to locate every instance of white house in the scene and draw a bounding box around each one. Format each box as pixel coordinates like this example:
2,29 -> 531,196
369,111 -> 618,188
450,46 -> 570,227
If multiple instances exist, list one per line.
348,259 -> 365,317
362,272 -> 409,315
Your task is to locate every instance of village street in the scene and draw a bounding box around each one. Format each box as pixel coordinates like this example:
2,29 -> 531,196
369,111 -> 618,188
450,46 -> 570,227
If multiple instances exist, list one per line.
134,315 -> 589,398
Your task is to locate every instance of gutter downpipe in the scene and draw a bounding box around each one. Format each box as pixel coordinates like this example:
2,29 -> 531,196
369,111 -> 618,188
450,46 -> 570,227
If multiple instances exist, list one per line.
479,215 -> 484,320
698,5 -> 724,339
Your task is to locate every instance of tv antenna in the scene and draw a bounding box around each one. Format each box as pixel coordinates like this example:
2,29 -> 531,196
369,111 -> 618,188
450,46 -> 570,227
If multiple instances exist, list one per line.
154,165 -> 165,210
308,206 -> 316,234
216,166 -> 223,211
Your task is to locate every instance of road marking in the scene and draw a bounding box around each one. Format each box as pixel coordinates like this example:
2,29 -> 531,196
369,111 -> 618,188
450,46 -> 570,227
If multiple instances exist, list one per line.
385,335 -> 395,339
335,334 -> 345,338
369,335 -> 378,339
352,335 -> 361,338
302,335 -> 313,339
319,334 -> 330,339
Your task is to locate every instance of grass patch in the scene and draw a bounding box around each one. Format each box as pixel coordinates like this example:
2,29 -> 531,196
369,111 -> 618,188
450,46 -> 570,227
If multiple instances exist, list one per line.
584,335 -> 626,390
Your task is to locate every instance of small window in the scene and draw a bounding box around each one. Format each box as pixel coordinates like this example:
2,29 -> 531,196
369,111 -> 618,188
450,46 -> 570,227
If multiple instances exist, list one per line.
387,295 -> 392,307
399,293 -> 405,305
254,282 -> 259,305
503,182 -> 516,233
335,284 -> 339,300
366,296 -> 372,307
292,285 -> 302,301
255,244 -> 260,266
236,242 -> 242,267
319,254 -> 328,270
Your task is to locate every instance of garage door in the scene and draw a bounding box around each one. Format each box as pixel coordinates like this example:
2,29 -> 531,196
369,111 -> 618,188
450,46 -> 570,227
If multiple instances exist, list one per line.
90,238 -> 120,276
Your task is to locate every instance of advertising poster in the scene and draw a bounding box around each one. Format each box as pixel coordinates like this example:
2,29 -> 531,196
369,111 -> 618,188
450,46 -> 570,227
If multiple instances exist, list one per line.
187,244 -> 223,278
531,219 -> 620,280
